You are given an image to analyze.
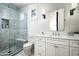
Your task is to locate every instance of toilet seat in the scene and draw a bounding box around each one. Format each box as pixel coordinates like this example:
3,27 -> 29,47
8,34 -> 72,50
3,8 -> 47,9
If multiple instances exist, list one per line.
23,42 -> 33,47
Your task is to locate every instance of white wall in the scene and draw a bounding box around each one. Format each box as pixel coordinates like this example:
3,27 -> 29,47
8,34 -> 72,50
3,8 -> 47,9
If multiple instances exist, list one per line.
20,3 -> 79,37
64,4 -> 79,32
27,3 -> 67,36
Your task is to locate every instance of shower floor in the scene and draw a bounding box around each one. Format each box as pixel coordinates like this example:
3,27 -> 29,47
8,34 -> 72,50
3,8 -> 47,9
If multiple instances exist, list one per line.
0,46 -> 22,56
15,50 -> 26,56
15,50 -> 34,56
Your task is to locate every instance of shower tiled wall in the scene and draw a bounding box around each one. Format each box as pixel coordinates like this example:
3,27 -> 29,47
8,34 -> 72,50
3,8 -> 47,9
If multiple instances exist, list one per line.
19,15 -> 27,39
0,3 -> 28,52
0,3 -> 20,51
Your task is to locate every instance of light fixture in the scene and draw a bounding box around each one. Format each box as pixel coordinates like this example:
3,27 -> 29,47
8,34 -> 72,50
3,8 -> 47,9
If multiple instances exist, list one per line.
70,3 -> 78,15
41,8 -> 46,19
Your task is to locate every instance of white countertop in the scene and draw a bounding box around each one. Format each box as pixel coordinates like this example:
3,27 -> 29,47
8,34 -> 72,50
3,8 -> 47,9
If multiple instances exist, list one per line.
30,34 -> 74,40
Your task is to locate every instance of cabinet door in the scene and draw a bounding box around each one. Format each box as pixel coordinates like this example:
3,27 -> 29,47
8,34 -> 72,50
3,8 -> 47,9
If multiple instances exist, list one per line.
35,47 -> 45,56
34,41 -> 45,56
46,42 -> 55,56
70,47 -> 79,56
55,45 -> 69,56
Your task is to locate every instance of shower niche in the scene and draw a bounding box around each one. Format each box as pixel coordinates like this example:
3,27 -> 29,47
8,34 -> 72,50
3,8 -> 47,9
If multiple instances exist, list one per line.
1,19 -> 9,29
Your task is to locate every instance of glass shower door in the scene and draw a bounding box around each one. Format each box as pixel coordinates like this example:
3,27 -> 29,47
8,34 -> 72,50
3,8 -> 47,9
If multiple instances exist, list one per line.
0,4 -> 10,56
9,6 -> 23,55
0,29 -> 10,56
0,4 -> 22,56
0,3 -> 25,56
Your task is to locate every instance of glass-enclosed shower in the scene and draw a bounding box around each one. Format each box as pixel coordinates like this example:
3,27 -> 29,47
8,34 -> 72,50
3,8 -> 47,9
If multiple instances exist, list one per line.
0,3 -> 27,56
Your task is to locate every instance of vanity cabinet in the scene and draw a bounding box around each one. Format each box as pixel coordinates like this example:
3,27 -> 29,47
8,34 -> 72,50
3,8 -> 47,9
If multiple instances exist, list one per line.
46,38 -> 69,56
34,37 -> 46,56
46,42 -> 55,56
34,36 -> 69,56
70,40 -> 79,48
55,45 -> 69,56
46,43 -> 69,56
70,47 -> 79,56
34,41 -> 45,56
34,36 -> 79,56
70,40 -> 79,56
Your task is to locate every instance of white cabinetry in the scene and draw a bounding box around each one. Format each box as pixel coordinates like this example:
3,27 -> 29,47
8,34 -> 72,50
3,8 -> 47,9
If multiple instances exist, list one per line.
70,40 -> 79,56
70,47 -> 79,56
55,45 -> 69,56
46,42 -> 55,56
34,36 -> 79,56
46,38 -> 69,56
70,40 -> 79,47
34,36 -> 69,56
34,37 -> 46,56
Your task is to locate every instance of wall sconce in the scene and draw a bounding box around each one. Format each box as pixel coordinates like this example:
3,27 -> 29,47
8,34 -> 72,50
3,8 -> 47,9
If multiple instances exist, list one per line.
70,8 -> 75,15
41,8 -> 46,19
42,14 -> 46,19
70,3 -> 78,15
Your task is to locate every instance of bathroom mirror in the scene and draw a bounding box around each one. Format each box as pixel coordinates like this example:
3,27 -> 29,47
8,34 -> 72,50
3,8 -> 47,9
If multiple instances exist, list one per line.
47,9 -> 64,31
1,18 -> 9,29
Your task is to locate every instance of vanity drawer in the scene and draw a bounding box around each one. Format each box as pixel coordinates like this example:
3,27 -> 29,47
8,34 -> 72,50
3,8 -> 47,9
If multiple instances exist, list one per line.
35,42 -> 45,49
34,42 -> 45,56
34,47 -> 45,56
35,37 -> 45,42
70,47 -> 79,56
46,38 -> 69,46
70,40 -> 79,47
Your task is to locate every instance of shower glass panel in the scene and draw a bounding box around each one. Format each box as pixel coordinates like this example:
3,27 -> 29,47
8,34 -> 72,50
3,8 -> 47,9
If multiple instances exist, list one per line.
0,3 -> 26,56
0,4 -> 10,56
0,29 -> 10,56
8,4 -> 23,55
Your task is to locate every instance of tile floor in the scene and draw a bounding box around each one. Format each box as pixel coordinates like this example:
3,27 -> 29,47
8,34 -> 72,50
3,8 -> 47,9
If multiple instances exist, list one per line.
15,50 -> 26,56
15,50 -> 34,56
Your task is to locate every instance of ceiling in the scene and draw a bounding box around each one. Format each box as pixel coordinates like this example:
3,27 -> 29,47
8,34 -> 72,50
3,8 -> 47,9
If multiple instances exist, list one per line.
11,3 -> 31,8
11,3 -> 70,9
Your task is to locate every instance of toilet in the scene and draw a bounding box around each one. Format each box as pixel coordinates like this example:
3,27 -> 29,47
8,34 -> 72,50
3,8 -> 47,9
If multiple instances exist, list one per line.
23,42 -> 34,56
16,38 -> 34,56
